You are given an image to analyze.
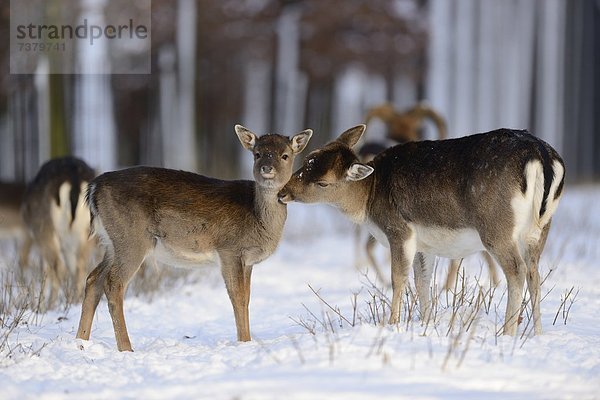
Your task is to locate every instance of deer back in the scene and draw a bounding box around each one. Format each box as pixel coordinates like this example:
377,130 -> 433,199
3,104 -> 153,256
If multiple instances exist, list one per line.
369,129 -> 564,232
89,167 -> 264,253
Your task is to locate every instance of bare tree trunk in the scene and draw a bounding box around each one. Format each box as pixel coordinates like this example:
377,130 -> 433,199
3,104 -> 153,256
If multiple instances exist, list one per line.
563,0 -> 599,180
332,67 -> 366,139
48,74 -> 68,158
274,5 -> 302,135
7,77 -> 39,181
453,0 -> 475,136
534,0 -> 565,151
173,0 -> 197,172
241,60 -> 272,178
35,59 -> 50,164
304,78 -> 333,147
71,0 -> 117,173
426,0 -> 453,135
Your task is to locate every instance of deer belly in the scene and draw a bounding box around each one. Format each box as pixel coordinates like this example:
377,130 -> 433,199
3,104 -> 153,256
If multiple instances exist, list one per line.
413,225 -> 485,259
151,239 -> 218,268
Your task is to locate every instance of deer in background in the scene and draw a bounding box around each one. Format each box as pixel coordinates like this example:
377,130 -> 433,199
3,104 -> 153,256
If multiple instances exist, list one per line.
365,102 -> 448,143
279,125 -> 564,335
76,125 -> 312,351
359,103 -> 499,289
21,157 -> 96,308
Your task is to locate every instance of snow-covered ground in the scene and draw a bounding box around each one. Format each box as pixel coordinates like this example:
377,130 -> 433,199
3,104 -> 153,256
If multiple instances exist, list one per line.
1,185 -> 599,399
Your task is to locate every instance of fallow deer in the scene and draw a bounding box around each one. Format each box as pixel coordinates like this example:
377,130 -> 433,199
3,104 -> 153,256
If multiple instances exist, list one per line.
361,103 -> 499,289
279,125 -> 564,335
76,125 -> 312,351
21,157 -> 96,307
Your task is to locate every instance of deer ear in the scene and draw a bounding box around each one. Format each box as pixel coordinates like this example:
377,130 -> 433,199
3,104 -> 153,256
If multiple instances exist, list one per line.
346,163 -> 374,181
290,129 -> 313,154
235,125 -> 257,151
337,125 -> 366,148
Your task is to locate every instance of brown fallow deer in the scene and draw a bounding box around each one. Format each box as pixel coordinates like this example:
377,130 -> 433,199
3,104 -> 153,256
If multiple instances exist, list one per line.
361,103 -> 499,289
279,125 -> 564,335
21,157 -> 96,308
76,125 -> 312,351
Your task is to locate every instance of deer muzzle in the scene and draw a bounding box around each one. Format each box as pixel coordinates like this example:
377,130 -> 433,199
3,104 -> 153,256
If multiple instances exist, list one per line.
260,165 -> 276,179
277,188 -> 293,204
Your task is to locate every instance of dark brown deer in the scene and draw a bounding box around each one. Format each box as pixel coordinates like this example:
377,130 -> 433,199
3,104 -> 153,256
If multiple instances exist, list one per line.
279,125 -> 564,336
76,125 -> 312,351
360,104 -> 499,289
21,157 -> 96,308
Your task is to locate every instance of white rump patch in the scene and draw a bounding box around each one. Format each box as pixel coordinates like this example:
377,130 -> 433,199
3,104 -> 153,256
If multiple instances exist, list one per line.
511,159 -> 564,245
539,160 -> 564,228
50,181 -> 92,273
92,215 -> 113,254
511,160 -> 542,244
72,182 -> 92,239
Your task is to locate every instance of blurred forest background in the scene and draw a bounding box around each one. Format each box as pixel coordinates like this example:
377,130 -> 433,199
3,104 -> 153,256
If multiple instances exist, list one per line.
0,0 -> 598,183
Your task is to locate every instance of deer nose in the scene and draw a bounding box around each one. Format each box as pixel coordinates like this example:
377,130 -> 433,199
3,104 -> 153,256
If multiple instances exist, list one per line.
261,165 -> 274,175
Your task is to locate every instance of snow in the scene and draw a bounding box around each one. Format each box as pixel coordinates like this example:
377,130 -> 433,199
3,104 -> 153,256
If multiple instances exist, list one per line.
1,185 -> 599,399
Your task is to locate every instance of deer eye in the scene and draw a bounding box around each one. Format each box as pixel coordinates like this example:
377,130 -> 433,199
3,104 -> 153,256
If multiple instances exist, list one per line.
282,154 -> 289,161
254,152 -> 261,159
317,182 -> 329,188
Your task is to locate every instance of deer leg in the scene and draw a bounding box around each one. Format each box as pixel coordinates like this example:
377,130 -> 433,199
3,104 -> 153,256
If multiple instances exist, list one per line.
104,273 -> 130,351
365,235 -> 388,285
104,250 -> 145,352
413,253 -> 434,321
74,238 -> 95,300
490,244 -> 527,336
444,259 -> 462,291
17,235 -> 33,284
39,234 -> 67,310
483,252 -> 500,287
76,256 -> 110,341
46,260 -> 65,310
18,234 -> 32,268
221,256 -> 251,342
525,255 -> 542,335
388,237 -> 415,325
353,225 -> 362,270
525,221 -> 552,335
242,264 -> 253,339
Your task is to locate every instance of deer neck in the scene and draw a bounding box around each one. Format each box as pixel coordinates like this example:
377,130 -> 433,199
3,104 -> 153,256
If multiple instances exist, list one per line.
337,175 -> 374,224
254,184 -> 287,235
